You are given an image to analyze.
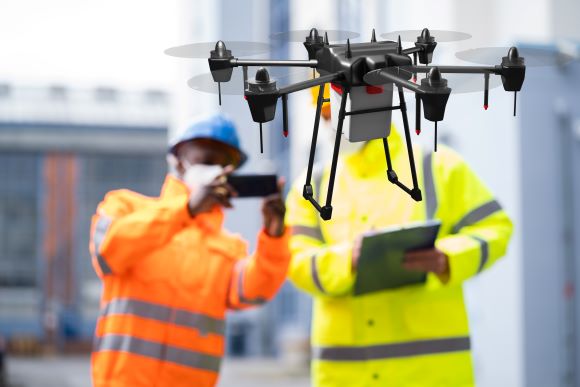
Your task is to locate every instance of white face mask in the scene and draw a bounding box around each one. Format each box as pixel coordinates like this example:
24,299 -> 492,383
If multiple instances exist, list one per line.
182,163 -> 224,192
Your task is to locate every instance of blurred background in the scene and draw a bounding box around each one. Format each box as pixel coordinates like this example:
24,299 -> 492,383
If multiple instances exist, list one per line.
0,0 -> 578,386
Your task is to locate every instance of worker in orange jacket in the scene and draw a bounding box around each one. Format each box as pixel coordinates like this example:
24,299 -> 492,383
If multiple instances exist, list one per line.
89,113 -> 291,387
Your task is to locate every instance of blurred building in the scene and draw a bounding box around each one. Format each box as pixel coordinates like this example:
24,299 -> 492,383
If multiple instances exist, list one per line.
0,83 -> 169,350
0,79 -> 312,359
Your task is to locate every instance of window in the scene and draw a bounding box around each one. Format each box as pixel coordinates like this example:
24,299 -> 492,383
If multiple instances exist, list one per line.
0,153 -> 39,287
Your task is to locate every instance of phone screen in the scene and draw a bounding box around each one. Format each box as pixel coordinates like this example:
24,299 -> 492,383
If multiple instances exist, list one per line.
227,174 -> 278,197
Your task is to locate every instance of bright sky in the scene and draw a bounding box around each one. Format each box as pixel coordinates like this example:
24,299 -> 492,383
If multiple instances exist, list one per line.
0,0 -> 181,89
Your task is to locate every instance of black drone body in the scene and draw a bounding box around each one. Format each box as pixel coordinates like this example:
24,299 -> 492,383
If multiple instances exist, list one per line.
176,27 -> 528,220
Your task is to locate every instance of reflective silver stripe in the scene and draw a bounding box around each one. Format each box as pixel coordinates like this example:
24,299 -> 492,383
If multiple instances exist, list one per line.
313,336 -> 471,361
452,200 -> 502,234
101,298 -> 225,336
94,334 -> 222,373
93,216 -> 113,275
423,150 -> 437,220
237,262 -> 267,305
469,235 -> 489,273
292,225 -> 324,241
311,254 -> 325,293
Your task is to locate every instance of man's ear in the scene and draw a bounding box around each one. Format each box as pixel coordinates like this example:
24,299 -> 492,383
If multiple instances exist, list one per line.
166,153 -> 185,177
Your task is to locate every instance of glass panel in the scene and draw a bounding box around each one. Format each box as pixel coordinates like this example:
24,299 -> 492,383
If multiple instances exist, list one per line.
0,152 -> 39,287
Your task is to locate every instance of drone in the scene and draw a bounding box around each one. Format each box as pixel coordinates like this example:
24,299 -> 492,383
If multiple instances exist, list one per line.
166,28 -> 574,220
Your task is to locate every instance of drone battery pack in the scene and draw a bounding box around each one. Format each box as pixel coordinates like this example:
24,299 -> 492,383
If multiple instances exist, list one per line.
330,83 -> 394,142
227,174 -> 278,198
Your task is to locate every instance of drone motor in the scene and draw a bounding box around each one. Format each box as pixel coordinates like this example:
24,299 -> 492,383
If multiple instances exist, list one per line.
500,47 -> 526,116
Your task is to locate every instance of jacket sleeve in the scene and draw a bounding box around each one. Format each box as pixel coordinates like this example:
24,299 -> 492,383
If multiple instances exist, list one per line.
283,173 -> 355,298
89,188 -> 193,277
433,148 -> 514,286
227,228 -> 292,310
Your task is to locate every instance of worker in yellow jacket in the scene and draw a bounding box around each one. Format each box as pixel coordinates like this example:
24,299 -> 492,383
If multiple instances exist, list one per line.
285,86 -> 513,386
90,113 -> 290,387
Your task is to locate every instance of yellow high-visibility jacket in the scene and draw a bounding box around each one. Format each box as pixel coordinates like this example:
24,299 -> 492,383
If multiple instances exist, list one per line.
285,128 -> 513,387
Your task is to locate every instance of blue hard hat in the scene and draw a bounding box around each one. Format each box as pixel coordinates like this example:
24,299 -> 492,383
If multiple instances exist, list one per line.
169,113 -> 248,168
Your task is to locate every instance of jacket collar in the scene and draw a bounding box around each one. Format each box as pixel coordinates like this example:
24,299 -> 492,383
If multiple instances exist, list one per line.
161,174 -> 225,233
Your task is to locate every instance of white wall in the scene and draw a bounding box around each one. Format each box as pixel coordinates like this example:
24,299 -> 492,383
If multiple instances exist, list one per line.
0,0 -> 180,89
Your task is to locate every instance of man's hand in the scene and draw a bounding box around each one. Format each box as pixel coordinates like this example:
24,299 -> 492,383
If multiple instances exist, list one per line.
188,165 -> 238,216
403,248 -> 450,282
262,178 -> 286,237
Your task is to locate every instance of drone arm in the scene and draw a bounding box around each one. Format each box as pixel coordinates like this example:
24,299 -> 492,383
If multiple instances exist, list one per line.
366,69 -> 426,94
408,65 -> 500,75
401,47 -> 422,55
278,72 -> 343,95
231,58 -> 318,68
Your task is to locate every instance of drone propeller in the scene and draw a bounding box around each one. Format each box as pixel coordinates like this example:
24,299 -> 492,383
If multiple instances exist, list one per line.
270,29 -> 359,42
381,29 -> 471,43
187,67 -> 312,95
164,41 -> 271,58
456,46 -> 577,67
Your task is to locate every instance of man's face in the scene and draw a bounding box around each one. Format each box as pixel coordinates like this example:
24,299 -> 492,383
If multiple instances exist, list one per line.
175,138 -> 241,174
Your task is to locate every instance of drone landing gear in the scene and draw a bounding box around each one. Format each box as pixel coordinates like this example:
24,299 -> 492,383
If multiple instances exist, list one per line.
383,87 -> 422,201
302,84 -> 422,221
303,84 -> 347,221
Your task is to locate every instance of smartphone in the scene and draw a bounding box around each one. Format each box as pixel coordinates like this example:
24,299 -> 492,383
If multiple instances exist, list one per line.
227,174 -> 278,198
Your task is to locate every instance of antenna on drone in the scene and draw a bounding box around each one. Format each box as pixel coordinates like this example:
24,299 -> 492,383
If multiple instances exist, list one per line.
214,41 -> 228,105
415,94 -> 421,135
371,29 -> 377,43
412,52 -> 418,83
434,121 -> 438,151
259,123 -> 263,153
346,39 -> 352,58
483,73 -> 490,110
397,35 -> 402,54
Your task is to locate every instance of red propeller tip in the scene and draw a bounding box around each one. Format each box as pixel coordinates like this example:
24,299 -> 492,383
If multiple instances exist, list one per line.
483,104 -> 488,110
283,130 -> 288,138
415,129 -> 421,135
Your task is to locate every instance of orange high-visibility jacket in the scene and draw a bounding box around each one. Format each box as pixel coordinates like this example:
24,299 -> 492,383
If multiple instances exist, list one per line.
89,175 -> 291,387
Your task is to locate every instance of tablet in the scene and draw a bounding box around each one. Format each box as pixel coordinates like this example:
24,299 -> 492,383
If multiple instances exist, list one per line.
354,220 -> 442,296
